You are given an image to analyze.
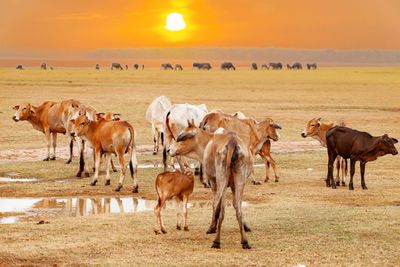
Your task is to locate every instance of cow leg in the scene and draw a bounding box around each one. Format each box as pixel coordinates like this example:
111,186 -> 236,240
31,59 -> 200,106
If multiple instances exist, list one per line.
182,157 -> 190,168
152,123 -> 157,155
206,178 -> 218,234
183,195 -> 189,231
83,140 -> 90,177
268,155 -> 279,182
199,164 -> 210,188
114,151 -> 126,192
335,157 -> 341,186
231,185 -> 251,233
110,157 -> 117,172
105,153 -> 111,185
341,158 -> 346,186
327,151 -> 337,189
130,145 -> 139,193
176,199 -> 182,230
90,148 -> 101,186
177,156 -> 185,172
360,162 -> 368,190
212,182 -> 227,249
261,153 -> 270,183
232,183 -> 251,249
349,159 -> 356,190
50,133 -> 57,160
66,139 -> 73,164
43,129 -> 51,161
249,168 -> 261,185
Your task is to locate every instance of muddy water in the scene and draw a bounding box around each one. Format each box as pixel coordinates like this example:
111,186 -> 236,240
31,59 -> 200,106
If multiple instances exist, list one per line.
0,177 -> 38,182
0,197 -> 248,224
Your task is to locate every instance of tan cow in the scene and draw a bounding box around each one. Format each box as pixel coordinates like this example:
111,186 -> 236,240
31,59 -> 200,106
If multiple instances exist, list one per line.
168,121 -> 253,249
200,110 -> 281,184
301,117 -> 348,186
12,101 -> 65,161
70,115 -> 138,193
153,170 -> 194,234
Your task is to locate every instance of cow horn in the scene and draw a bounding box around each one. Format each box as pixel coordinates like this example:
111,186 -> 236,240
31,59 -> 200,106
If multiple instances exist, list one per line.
317,117 -> 321,121
97,112 -> 105,116
114,113 -> 121,116
392,138 -> 398,144
270,122 -> 282,129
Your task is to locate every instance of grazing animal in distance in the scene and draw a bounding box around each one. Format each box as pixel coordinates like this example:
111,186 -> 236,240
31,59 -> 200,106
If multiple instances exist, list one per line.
16,64 -> 24,70
145,96 -> 172,154
307,63 -> 317,69
269,62 -> 282,70
40,62 -> 47,70
111,63 -> 123,70
301,117 -> 348,186
134,64 -> 139,70
125,64 -> 129,70
95,64 -> 100,70
221,62 -> 236,70
168,121 -> 253,249
70,115 -> 139,193
326,126 -> 398,190
175,64 -> 183,70
261,64 -> 269,70
251,63 -> 258,70
161,63 -> 173,70
153,170 -> 194,234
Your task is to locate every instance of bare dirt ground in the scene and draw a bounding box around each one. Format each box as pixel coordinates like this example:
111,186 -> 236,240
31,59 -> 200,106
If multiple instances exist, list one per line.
0,141 -> 325,164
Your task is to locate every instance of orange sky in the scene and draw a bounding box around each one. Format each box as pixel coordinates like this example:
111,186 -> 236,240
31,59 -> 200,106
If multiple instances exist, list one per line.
1,0 -> 400,54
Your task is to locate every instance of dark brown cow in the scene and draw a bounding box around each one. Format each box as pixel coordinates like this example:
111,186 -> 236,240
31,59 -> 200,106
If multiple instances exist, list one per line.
326,126 -> 398,190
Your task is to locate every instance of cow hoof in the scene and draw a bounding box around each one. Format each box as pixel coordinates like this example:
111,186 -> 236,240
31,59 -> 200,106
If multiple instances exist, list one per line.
114,187 -> 122,192
161,229 -> 167,234
154,230 -> 161,235
336,181 -> 340,186
252,181 -> 261,185
176,225 -> 181,230
132,186 -> 139,193
211,241 -> 221,249
43,158 -> 50,161
349,184 -> 354,190
76,172 -> 82,178
90,181 -> 97,186
194,168 -> 200,176
362,185 -> 368,190
112,169 -> 117,173
274,179 -> 279,183
184,226 -> 189,231
242,242 -> 252,249
105,180 -> 110,186
65,159 -> 71,164
50,157 -> 56,161
85,172 -> 90,177
341,182 -> 346,186
203,183 -> 210,188
331,184 -> 337,189
206,227 -> 216,234
244,224 -> 252,232
152,151 -> 157,155
92,167 -> 95,172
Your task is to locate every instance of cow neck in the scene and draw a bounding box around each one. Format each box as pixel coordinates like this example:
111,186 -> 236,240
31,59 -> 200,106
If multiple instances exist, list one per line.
27,105 -> 44,131
361,137 -> 385,160
83,120 -> 102,142
193,129 -> 213,161
316,122 -> 335,147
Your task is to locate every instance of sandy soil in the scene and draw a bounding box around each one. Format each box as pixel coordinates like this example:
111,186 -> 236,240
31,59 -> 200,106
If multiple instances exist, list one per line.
0,141 -> 325,164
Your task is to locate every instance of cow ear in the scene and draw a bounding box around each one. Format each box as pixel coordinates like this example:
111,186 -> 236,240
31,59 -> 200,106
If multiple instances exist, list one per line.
187,120 -> 192,127
114,113 -> 121,116
392,138 -> 398,144
30,108 -> 35,116
317,118 -> 321,127
177,131 -> 195,142
13,105 -> 20,110
87,120 -> 91,125
114,117 -> 120,121
70,119 -> 75,124
95,113 -> 103,120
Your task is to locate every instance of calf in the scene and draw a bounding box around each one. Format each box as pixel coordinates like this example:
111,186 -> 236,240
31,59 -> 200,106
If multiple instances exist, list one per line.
70,115 -> 139,192
326,126 -> 398,190
168,121 -> 253,249
153,170 -> 194,234
301,117 -> 348,186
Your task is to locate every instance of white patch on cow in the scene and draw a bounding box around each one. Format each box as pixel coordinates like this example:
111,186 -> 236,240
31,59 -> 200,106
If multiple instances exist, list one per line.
301,130 -> 306,136
13,111 -> 19,120
276,132 -> 280,140
307,168 -> 313,171
214,128 -> 226,134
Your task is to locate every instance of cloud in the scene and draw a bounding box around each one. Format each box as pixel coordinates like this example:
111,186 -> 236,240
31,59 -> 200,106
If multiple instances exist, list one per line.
48,13 -> 105,21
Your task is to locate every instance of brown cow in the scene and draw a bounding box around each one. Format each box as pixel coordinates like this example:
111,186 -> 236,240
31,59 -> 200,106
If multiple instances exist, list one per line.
70,115 -> 138,193
12,101 -> 64,161
326,126 -> 398,190
153,170 -> 194,234
168,121 -> 253,249
301,117 -> 348,186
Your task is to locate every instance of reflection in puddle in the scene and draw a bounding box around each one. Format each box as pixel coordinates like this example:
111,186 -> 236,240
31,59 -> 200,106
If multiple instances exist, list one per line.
0,177 -> 38,182
0,197 -> 249,224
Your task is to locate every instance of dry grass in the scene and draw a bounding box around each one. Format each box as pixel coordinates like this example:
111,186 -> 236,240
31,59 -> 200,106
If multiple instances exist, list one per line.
0,68 -> 400,266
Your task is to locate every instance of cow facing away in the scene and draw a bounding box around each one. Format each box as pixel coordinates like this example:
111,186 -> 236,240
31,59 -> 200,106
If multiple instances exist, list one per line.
70,115 -> 139,193
111,63 -> 123,70
145,96 -> 172,154
153,170 -> 194,234
326,126 -> 398,190
251,63 -> 258,70
301,117 -> 348,186
221,62 -> 236,70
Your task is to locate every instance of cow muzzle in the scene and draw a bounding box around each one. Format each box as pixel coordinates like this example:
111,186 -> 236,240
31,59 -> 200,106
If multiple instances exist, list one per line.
167,147 -> 177,157
12,115 -> 19,122
70,132 -> 76,137
301,131 -> 306,138
392,150 -> 398,155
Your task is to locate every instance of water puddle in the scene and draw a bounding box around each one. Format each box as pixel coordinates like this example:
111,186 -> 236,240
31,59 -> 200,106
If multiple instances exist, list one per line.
0,197 -> 249,224
0,177 -> 38,182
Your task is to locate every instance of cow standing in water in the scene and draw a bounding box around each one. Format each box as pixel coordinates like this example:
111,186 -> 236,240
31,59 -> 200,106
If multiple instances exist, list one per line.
326,126 -> 398,190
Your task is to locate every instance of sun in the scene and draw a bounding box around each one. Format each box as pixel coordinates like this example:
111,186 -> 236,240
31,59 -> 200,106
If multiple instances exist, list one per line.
165,13 -> 186,31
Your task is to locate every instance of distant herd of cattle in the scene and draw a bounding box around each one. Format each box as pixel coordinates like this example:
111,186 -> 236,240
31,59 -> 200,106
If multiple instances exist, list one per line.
12,96 -> 397,249
16,62 -> 317,71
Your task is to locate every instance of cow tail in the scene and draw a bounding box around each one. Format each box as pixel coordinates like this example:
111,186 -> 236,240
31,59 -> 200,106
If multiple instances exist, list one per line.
160,132 -> 164,146
155,178 -> 161,206
344,158 -> 348,176
128,127 -> 134,178
163,111 -> 172,171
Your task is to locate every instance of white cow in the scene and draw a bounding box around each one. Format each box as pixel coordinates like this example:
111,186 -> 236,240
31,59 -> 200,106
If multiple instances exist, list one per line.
162,103 -> 208,174
145,96 -> 172,154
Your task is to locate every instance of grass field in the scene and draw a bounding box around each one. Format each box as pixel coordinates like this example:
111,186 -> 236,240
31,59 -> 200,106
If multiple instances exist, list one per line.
0,67 -> 400,266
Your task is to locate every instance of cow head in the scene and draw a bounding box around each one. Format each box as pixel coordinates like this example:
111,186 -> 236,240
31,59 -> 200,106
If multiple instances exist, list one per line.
70,115 -> 91,137
301,118 -> 321,138
379,134 -> 398,156
12,103 -> 35,122
260,118 -> 281,142
68,100 -> 81,120
168,120 -> 198,157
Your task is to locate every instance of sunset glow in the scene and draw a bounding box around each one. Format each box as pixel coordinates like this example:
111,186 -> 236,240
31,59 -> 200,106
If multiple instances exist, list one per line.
165,13 -> 186,31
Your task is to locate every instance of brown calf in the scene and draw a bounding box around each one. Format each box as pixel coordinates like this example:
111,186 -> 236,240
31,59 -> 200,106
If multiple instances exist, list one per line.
70,115 -> 138,193
153,170 -> 194,234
